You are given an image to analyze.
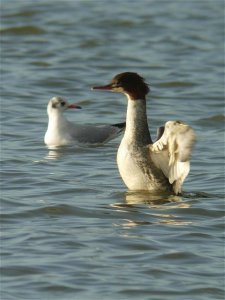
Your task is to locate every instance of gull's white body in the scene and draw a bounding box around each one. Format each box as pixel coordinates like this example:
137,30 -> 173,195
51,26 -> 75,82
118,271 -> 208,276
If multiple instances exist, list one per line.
44,97 -> 125,147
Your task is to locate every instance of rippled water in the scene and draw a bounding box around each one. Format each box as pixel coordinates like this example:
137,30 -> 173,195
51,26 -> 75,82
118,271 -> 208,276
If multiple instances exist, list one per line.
1,0 -> 225,299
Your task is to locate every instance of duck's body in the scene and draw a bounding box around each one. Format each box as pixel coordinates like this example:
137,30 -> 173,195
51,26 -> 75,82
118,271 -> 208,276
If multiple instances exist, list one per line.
93,72 -> 196,195
44,96 -> 125,147
117,98 -> 172,192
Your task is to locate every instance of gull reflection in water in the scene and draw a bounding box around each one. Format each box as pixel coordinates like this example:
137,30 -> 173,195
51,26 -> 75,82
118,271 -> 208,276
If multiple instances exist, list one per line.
45,144 -> 90,160
45,148 -> 63,160
45,145 -> 74,160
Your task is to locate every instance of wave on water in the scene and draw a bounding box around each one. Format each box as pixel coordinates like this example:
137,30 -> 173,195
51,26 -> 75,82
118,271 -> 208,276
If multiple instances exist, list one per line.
196,114 -> 225,126
1,26 -> 45,35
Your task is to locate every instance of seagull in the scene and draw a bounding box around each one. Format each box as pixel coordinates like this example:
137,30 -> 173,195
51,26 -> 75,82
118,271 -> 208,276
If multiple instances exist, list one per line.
44,96 -> 125,147
93,72 -> 196,195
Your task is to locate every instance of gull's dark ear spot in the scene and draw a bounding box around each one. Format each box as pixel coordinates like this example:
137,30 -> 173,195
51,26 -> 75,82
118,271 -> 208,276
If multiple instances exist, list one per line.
52,103 -> 57,108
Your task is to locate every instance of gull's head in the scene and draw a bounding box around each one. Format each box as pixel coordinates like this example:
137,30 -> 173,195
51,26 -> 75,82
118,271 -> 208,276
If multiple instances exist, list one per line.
47,96 -> 81,115
92,72 -> 150,100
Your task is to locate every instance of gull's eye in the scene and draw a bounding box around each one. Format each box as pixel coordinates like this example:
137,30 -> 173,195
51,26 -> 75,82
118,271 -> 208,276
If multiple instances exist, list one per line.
61,101 -> 66,106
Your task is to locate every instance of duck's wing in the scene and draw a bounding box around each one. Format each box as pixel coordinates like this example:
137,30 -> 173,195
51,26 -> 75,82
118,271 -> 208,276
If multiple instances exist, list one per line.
149,121 -> 196,194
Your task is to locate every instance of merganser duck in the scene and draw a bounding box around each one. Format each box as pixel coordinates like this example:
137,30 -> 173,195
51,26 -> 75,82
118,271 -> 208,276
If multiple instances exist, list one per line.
44,96 -> 125,147
93,72 -> 196,195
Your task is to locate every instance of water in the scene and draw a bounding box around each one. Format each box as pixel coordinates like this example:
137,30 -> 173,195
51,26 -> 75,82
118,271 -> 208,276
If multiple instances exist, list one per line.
1,0 -> 225,299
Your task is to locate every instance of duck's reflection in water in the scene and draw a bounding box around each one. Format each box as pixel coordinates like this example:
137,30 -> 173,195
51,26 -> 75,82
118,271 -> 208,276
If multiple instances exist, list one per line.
111,190 -> 192,228
124,190 -> 188,207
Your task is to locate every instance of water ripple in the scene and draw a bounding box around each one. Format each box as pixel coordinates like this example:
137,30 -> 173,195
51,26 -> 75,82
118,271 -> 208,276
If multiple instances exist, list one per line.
1,25 -> 45,35
1,0 -> 224,299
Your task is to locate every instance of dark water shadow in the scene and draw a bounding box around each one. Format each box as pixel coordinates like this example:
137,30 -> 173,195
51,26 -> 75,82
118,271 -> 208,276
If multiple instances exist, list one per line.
119,190 -> 224,206
183,191 -> 224,199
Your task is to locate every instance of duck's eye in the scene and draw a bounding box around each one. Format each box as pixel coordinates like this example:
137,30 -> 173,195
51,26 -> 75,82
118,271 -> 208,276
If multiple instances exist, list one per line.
113,82 -> 121,88
61,101 -> 66,106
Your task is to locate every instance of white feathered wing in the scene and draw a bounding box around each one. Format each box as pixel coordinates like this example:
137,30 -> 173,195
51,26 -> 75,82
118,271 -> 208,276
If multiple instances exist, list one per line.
150,121 -> 196,194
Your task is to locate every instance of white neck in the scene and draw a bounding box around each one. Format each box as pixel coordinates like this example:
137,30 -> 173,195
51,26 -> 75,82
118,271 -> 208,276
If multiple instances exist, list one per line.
45,109 -> 71,146
124,95 -> 152,145
47,109 -> 69,130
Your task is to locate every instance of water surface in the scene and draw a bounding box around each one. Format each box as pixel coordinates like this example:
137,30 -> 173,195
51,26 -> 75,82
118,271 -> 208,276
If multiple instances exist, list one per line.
1,1 -> 225,299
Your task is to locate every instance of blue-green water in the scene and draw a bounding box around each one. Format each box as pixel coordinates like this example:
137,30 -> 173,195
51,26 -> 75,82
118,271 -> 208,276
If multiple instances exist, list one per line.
1,1 -> 225,299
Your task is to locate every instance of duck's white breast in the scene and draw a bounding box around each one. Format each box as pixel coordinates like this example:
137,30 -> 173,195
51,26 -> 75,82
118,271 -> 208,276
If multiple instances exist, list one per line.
117,139 -> 150,190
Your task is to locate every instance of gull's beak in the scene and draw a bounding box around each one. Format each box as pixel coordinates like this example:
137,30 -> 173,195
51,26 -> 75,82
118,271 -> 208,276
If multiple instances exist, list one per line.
68,104 -> 82,109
